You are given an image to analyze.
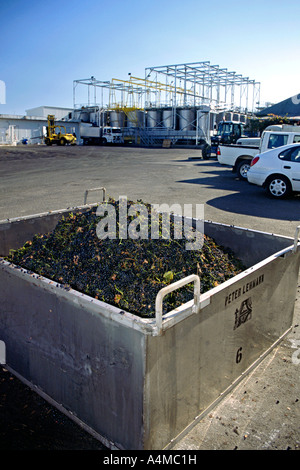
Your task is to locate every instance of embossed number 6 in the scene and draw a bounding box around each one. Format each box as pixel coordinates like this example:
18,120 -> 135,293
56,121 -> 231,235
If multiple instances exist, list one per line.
236,347 -> 243,364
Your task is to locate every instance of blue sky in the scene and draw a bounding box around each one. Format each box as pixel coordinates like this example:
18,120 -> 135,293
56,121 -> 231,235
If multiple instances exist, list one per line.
1,0 -> 299,115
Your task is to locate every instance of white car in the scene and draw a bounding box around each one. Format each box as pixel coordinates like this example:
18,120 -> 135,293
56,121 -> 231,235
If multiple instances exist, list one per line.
247,143 -> 300,198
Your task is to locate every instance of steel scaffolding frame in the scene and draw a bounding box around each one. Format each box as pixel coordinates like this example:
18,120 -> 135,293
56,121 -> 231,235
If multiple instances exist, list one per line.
145,61 -> 260,113
73,75 -> 192,110
73,61 -> 260,114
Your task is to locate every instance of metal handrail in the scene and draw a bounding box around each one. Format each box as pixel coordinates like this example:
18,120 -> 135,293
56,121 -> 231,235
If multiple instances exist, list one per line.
155,274 -> 200,335
294,225 -> 300,253
84,187 -> 106,205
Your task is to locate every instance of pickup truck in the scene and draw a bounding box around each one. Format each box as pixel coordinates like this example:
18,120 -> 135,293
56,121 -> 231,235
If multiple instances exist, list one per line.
217,124 -> 300,179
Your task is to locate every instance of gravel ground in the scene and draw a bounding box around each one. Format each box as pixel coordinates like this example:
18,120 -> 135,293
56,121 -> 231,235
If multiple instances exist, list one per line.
0,365 -> 106,450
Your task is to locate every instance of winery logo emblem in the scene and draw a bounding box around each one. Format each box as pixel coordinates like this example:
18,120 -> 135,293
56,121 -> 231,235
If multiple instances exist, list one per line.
291,94 -> 300,106
234,297 -> 252,330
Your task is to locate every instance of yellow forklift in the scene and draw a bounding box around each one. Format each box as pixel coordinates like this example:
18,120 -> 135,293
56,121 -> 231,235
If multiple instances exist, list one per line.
44,115 -> 76,146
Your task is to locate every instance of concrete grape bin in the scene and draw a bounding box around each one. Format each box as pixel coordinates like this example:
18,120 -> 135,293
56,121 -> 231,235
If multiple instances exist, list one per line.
0,204 -> 299,450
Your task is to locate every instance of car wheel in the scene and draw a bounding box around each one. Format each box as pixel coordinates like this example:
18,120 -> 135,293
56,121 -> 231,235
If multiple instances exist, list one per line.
266,175 -> 292,198
60,138 -> 66,146
236,160 -> 251,180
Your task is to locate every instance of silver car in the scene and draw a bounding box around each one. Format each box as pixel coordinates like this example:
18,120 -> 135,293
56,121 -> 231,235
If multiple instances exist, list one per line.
247,143 -> 300,198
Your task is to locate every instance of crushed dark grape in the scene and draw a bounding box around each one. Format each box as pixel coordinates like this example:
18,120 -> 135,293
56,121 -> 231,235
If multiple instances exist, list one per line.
7,199 -> 244,317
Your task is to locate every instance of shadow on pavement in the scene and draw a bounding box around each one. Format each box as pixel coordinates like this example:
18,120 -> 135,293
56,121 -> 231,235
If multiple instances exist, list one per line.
177,161 -> 300,222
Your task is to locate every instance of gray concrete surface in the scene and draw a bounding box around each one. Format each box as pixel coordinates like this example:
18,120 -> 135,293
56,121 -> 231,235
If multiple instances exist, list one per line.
0,144 -> 299,450
1,145 -> 300,239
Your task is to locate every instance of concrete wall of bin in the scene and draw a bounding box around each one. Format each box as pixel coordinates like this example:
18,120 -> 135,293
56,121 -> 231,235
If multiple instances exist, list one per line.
0,206 -> 299,449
